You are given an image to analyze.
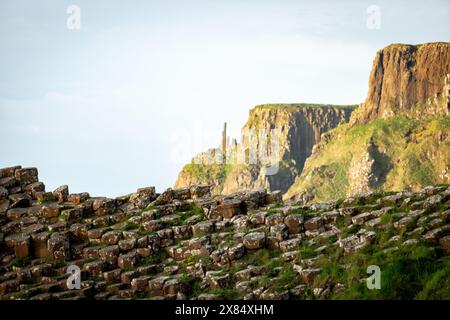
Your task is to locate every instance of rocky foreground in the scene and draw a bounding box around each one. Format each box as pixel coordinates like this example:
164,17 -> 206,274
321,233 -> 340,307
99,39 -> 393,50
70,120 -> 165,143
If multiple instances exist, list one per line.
1,165 -> 449,300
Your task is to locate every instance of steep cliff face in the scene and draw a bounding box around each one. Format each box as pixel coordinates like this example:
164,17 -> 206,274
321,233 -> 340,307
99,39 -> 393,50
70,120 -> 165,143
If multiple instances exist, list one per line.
177,42 -> 450,201
286,42 -> 450,203
350,42 -> 450,125
175,104 -> 355,195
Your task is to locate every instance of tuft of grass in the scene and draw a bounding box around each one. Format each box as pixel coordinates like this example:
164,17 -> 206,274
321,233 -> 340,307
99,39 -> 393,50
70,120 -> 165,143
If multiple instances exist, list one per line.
211,287 -> 240,300
11,256 -> 32,267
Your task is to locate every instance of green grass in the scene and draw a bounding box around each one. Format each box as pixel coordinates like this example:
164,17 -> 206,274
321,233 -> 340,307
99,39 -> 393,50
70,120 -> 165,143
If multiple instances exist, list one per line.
37,193 -> 56,204
273,264 -> 302,292
163,204 -> 206,227
297,246 -> 318,259
341,224 -> 360,238
211,287 -> 240,300
309,239 -> 450,300
182,163 -> 233,190
135,251 -> 166,267
11,256 -> 32,267
121,222 -> 139,231
286,116 -> 450,202
241,249 -> 281,266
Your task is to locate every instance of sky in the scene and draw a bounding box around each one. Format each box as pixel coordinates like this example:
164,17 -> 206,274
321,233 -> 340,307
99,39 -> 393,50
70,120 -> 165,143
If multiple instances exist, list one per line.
0,0 -> 449,197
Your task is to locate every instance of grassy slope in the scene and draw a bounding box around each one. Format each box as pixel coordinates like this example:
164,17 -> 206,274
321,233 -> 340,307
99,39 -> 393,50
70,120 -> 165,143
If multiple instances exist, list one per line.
184,190 -> 450,300
285,116 -> 450,202
177,104 -> 357,192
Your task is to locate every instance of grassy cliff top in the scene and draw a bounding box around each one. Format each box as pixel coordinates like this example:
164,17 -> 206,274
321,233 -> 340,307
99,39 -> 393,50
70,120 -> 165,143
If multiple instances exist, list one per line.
251,103 -> 358,112
381,42 -> 450,51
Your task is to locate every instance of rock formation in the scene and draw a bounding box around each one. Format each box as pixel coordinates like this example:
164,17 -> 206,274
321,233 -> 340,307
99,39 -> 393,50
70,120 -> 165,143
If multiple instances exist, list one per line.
2,42 -> 450,300
175,104 -> 355,195
286,42 -> 450,203
349,42 -> 450,125
1,165 -> 449,300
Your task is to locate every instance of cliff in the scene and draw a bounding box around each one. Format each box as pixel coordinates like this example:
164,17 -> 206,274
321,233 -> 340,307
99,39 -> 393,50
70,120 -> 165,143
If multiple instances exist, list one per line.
176,43 -> 450,202
286,42 -> 450,202
349,42 -> 450,125
175,104 -> 355,195
284,116 -> 450,202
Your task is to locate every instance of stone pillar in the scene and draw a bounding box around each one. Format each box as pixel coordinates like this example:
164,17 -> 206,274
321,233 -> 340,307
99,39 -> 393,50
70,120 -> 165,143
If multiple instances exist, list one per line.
221,122 -> 227,162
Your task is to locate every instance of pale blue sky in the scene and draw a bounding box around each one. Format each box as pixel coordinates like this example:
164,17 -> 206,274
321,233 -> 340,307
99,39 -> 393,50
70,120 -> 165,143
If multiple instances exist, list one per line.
0,0 -> 449,196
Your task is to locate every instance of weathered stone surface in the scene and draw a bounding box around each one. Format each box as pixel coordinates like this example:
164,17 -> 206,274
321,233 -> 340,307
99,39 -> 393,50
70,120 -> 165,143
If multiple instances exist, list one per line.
0,166 -> 21,178
127,186 -> 156,210
284,214 -> 304,234
190,185 -> 211,199
53,185 -> 69,203
118,251 -> 138,269
249,211 -> 267,225
118,238 -> 136,251
121,271 -> 138,284
270,224 -> 288,241
61,208 -> 83,222
228,243 -> 245,260
15,167 -> 38,185
304,217 -> 323,231
298,268 -> 321,284
131,276 -> 151,291
206,271 -> 230,289
439,235 -> 450,253
8,193 -> 31,208
163,278 -> 188,295
232,216 -> 251,231
279,238 -> 302,252
69,223 -> 89,242
98,245 -> 120,264
6,207 -> 30,220
154,188 -> 174,205
148,276 -> 170,295
338,235 -> 361,253
13,235 -> 31,258
24,181 -> 45,196
67,193 -> 90,204
192,221 -> 214,236
31,232 -> 50,258
210,199 -> 241,219
0,279 -> 20,295
101,231 -> 122,245
265,191 -> 282,205
47,234 -> 70,261
265,214 -> 285,226
41,203 -> 62,218
352,212 -> 374,225
84,261 -> 105,277
92,198 -> 116,216
243,232 -> 265,250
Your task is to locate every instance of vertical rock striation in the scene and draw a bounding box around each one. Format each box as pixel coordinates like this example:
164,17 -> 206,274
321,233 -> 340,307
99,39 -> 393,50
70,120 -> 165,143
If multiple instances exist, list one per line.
350,42 -> 450,125
175,104 -> 355,195
286,42 -> 450,203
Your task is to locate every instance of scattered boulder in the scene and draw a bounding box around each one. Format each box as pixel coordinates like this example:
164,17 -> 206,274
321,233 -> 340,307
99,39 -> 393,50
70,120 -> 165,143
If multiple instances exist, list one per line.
243,232 -> 266,250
